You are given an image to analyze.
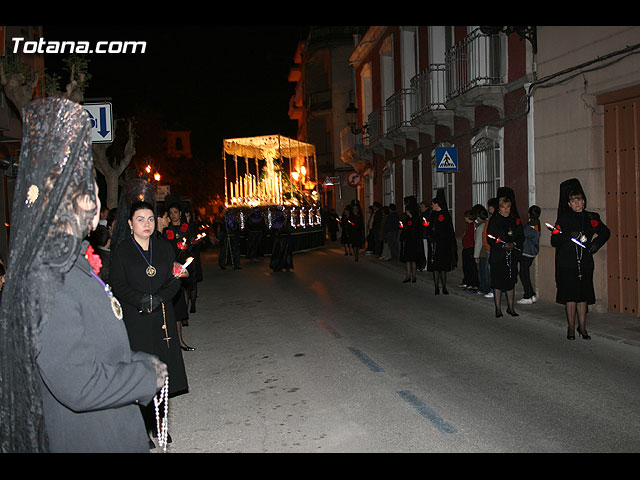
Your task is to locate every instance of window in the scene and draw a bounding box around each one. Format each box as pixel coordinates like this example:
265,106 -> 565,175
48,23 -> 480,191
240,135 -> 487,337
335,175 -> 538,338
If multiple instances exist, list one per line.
382,163 -> 395,207
471,128 -> 503,207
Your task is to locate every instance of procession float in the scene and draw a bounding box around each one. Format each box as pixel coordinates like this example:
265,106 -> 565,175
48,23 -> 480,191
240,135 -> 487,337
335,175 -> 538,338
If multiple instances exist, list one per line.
221,134 -> 324,254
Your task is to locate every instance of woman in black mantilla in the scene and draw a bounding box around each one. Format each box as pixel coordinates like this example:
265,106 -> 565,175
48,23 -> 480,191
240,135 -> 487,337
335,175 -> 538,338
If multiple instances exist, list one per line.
399,196 -> 425,283
110,200 -> 189,447
163,196 -> 196,351
487,187 -> 524,317
551,179 -> 610,340
425,190 -> 456,295
0,98 -> 163,453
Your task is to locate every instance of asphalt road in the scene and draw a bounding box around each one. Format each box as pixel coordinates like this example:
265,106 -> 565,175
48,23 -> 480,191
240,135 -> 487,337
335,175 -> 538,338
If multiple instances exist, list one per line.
157,243 -> 640,453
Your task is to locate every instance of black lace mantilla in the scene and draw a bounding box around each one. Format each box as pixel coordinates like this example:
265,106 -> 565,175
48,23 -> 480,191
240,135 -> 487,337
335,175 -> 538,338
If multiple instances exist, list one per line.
0,97 -> 96,452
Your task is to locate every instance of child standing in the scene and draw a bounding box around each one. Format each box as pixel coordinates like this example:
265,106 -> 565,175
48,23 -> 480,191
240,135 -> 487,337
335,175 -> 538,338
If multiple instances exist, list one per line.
460,209 -> 479,290
473,205 -> 491,295
517,205 -> 541,304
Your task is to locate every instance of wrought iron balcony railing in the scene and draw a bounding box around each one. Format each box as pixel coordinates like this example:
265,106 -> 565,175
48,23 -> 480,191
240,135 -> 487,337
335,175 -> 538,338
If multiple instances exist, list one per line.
445,28 -> 505,101
384,88 -> 416,132
410,63 -> 447,118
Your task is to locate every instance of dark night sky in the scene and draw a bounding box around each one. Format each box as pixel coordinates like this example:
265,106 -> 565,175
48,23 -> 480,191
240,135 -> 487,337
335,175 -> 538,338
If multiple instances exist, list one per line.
41,25 -> 310,160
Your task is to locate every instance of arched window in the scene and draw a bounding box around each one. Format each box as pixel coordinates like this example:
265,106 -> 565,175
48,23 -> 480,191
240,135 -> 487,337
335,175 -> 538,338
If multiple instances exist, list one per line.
471,128 -> 503,207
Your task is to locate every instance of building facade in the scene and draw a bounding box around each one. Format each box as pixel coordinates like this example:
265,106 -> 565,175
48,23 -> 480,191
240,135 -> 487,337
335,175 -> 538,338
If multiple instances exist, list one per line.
0,26 -> 45,260
344,26 -> 534,238
533,26 -> 640,314
288,26 -> 368,214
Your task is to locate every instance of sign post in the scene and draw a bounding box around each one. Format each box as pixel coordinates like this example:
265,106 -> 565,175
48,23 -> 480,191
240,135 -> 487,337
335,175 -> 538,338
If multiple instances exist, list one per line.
83,102 -> 113,143
435,147 -> 459,172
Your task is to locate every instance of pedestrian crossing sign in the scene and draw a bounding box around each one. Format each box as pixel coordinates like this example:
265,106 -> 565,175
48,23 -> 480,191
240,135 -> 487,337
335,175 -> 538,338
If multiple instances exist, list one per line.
436,147 -> 458,172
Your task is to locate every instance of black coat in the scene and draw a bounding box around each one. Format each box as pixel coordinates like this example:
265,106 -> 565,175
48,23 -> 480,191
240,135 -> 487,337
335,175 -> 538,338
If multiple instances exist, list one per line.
399,214 -> 425,266
37,245 -> 159,452
347,213 -> 365,248
487,213 -> 524,290
426,209 -> 457,272
110,235 -> 189,396
551,208 -> 610,304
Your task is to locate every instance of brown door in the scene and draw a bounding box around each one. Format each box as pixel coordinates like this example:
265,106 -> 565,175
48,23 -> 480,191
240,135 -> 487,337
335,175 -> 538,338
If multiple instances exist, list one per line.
600,86 -> 640,315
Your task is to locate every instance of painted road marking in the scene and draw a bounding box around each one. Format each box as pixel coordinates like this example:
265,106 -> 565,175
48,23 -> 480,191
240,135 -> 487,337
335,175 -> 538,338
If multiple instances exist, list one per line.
348,347 -> 384,373
397,390 -> 458,434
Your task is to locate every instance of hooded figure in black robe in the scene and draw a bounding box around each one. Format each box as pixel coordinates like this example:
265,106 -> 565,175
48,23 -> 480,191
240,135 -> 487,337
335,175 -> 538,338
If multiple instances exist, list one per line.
550,178 -> 610,340
270,209 -> 294,272
425,190 -> 456,294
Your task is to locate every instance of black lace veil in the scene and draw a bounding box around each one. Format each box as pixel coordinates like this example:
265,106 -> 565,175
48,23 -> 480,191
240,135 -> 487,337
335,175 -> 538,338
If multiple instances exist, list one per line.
0,97 -> 97,452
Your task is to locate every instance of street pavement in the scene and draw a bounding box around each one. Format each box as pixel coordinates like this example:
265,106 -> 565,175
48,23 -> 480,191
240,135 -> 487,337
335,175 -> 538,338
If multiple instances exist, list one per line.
153,240 -> 640,453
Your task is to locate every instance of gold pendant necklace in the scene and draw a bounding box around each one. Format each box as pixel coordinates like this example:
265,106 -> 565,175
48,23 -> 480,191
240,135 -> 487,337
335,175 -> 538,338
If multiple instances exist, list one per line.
131,235 -> 156,278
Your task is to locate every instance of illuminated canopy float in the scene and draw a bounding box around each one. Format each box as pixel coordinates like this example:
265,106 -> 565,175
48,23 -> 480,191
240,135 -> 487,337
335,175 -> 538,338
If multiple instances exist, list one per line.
222,135 -> 324,252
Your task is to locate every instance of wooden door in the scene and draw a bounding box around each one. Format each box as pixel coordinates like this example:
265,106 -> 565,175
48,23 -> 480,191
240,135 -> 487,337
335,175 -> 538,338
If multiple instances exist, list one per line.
601,88 -> 640,315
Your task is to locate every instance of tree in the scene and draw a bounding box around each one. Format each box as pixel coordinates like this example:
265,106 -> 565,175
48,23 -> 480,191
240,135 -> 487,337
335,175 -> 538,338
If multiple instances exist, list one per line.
1,54 -> 135,207
92,119 -> 136,209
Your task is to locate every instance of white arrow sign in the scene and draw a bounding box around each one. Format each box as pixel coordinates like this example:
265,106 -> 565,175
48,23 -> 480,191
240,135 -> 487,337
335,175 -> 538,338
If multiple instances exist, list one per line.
83,102 -> 113,143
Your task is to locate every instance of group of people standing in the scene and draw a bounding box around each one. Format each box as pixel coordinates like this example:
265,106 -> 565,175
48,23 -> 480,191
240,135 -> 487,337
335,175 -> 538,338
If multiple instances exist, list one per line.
334,180 -> 610,341
0,97 -> 201,453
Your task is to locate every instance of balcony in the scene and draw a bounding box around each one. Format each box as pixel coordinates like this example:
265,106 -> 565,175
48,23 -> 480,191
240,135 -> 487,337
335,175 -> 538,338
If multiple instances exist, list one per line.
384,88 -> 419,146
410,63 -> 454,133
444,28 -> 507,120
340,126 -> 372,168
367,108 -> 393,153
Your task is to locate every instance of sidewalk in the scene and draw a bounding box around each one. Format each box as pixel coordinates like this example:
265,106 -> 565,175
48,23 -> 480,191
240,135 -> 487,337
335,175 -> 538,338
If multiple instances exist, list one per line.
345,244 -> 640,348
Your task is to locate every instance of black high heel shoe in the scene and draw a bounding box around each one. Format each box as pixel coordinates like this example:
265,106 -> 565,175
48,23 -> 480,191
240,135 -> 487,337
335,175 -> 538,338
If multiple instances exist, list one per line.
442,287 -> 449,295
495,309 -> 503,318
506,308 -> 519,317
411,277 -> 416,283
567,328 -> 575,340
577,328 -> 591,340
181,345 -> 196,351
434,286 -> 440,295
402,277 -> 411,283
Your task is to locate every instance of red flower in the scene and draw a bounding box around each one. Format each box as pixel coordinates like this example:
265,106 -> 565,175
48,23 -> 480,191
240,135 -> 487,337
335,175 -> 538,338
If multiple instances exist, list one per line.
408,220 -> 413,226
438,214 -> 445,222
85,245 -> 102,275
166,230 -> 175,240
591,219 -> 599,228
180,223 -> 188,232
516,218 -> 521,225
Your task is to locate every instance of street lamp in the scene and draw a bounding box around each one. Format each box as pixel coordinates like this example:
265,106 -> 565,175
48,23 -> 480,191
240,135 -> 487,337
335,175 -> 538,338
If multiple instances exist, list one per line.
479,26 -> 537,54
345,103 -> 368,135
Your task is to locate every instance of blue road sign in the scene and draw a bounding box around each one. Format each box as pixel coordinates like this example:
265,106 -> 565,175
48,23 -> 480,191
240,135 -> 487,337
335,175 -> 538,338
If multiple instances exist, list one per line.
435,147 -> 458,172
83,103 -> 113,143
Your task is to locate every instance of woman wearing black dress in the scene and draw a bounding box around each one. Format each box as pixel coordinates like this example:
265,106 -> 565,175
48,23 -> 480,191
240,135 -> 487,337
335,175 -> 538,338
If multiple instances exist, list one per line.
348,203 -> 365,262
551,179 -> 610,340
425,190 -> 456,295
399,204 -> 422,283
110,201 -> 189,447
487,190 -> 524,317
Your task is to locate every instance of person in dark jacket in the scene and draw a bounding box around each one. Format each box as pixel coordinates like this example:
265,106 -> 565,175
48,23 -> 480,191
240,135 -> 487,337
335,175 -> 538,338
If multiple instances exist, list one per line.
487,188 -> 524,317
110,200 -> 190,447
551,179 -> 610,340
0,97 -> 163,453
425,190 -> 456,295
517,205 -> 541,305
270,209 -> 294,272
348,203 -> 365,262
